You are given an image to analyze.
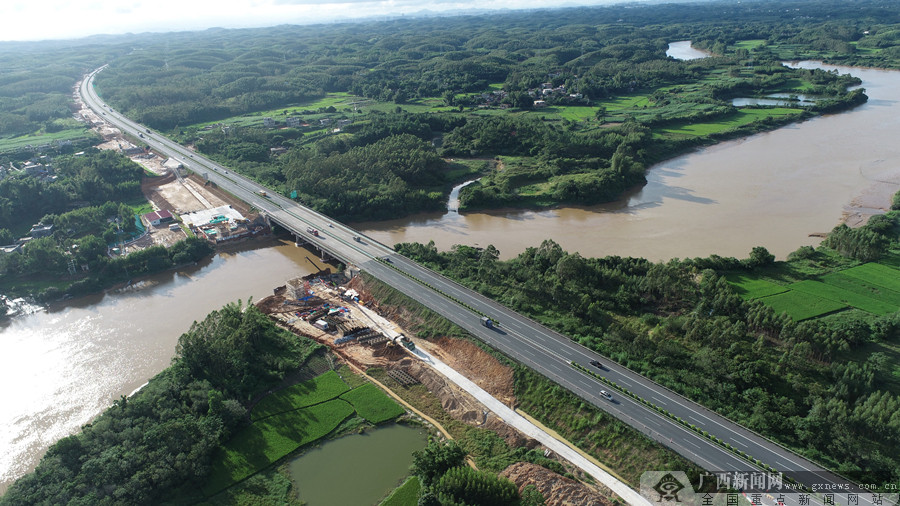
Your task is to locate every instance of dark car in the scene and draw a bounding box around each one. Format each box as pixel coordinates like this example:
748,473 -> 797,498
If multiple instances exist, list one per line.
590,360 -> 602,368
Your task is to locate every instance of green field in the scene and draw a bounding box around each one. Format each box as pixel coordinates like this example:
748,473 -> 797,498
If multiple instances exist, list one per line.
0,125 -> 97,153
734,261 -> 900,320
733,39 -> 767,50
598,93 -> 653,110
657,108 -> 803,137
340,383 -> 407,424
380,476 -> 421,506
250,370 -> 350,421
757,290 -> 847,320
206,370 -> 407,495
789,279 -> 898,315
538,105 -> 598,121
726,273 -> 789,299
839,262 -> 900,292
205,399 -> 355,495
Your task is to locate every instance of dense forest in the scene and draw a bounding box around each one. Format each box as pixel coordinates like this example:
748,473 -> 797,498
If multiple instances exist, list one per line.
2,0 -> 898,220
0,301 -> 324,505
395,209 -> 900,487
0,149 -> 213,300
70,0 -> 888,220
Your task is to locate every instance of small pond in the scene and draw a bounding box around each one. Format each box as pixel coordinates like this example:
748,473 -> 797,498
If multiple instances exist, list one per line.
288,423 -> 428,505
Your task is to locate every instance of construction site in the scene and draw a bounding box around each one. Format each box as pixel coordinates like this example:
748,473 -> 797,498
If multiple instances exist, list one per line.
256,274 -> 616,506
75,93 -> 270,254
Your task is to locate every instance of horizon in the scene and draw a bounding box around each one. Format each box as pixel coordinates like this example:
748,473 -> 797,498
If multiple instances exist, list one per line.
0,0 -> 651,43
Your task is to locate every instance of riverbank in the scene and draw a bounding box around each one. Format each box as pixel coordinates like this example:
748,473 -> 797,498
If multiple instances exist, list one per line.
0,240 -> 325,494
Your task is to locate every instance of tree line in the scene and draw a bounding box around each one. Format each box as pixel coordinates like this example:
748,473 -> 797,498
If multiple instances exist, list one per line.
0,301 -> 324,505
0,149 -> 214,300
395,210 -> 900,487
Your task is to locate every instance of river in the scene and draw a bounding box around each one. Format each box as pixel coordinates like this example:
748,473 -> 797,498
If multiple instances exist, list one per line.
0,239 -> 322,493
4,47 -> 900,494
355,56 -> 900,261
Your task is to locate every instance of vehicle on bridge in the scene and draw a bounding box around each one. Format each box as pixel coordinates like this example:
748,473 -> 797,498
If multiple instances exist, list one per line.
306,227 -> 319,237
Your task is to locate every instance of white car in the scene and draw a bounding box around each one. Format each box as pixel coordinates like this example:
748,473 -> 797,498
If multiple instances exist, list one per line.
600,390 -> 613,401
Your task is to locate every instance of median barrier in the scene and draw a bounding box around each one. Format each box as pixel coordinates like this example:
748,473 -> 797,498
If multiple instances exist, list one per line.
568,361 -> 800,484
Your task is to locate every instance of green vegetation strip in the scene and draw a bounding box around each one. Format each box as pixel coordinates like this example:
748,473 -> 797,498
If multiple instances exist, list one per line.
339,383 -> 407,424
375,257 -> 494,322
568,362 -> 796,485
840,262 -> 900,292
205,399 -> 355,495
379,476 -> 421,506
796,275 -> 900,315
725,274 -> 789,299
250,370 -> 350,421
657,108 -> 803,137
757,290 -> 847,321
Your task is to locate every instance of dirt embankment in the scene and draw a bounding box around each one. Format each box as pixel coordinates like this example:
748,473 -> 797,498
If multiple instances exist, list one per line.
258,278 -> 615,505
501,462 -> 614,506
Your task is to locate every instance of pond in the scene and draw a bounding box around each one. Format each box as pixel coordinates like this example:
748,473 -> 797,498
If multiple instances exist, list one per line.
287,423 -> 428,505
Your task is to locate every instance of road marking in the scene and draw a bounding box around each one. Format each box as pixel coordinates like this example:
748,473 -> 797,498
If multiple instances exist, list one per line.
651,395 -> 667,405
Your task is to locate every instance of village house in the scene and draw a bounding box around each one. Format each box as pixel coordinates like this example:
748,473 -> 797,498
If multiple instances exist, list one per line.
142,210 -> 175,227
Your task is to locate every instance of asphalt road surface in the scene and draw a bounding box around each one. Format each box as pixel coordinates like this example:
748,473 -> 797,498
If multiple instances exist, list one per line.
80,67 -> 888,506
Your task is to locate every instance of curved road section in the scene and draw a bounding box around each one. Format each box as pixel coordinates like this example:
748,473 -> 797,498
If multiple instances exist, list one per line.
81,67 -> 877,506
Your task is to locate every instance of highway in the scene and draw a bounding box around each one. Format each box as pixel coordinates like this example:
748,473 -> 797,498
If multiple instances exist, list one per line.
80,67 -> 886,506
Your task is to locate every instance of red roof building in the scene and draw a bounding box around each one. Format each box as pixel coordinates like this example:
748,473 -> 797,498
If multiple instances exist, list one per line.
143,210 -> 175,226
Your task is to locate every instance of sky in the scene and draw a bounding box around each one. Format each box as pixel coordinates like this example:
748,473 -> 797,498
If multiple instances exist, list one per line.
1,0 -> 632,42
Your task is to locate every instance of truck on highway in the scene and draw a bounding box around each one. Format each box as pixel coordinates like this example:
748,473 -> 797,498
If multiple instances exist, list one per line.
258,190 -> 268,197
481,317 -> 494,329
306,227 -> 319,237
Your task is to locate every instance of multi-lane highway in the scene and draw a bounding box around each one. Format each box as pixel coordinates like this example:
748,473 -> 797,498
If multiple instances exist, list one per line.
80,67 -> 883,506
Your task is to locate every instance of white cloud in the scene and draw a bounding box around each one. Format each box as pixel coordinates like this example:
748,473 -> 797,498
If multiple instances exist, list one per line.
0,0 -> 627,42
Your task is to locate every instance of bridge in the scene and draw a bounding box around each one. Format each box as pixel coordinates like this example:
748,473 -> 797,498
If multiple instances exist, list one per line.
80,67 -> 877,506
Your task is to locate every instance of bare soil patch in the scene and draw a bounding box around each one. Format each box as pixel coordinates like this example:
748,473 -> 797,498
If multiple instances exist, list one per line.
257,280 -> 613,505
501,462 -> 615,506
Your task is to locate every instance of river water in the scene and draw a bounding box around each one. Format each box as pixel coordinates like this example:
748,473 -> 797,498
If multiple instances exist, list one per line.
4,47 -> 900,495
0,239 -> 321,493
355,58 -> 900,261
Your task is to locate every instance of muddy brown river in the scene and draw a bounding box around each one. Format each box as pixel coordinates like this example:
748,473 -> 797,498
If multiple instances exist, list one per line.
356,61 -> 900,261
2,56 -> 900,493
0,239 -> 321,492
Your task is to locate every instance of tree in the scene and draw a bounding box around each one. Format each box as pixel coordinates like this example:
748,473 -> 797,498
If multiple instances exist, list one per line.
411,439 -> 467,486
744,246 -> 775,268
433,466 -> 519,506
